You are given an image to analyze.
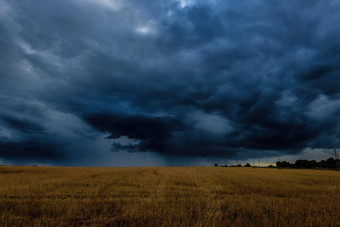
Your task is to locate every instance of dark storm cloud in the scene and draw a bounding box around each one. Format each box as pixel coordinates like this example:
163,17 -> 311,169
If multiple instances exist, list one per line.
0,114 -> 65,161
0,0 -> 339,164
0,140 -> 64,161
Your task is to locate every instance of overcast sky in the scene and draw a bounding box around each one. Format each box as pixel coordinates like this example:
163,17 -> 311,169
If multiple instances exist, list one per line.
0,0 -> 339,166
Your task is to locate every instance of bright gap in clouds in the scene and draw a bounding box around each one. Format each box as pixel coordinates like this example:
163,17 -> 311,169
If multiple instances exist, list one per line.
177,0 -> 193,8
77,0 -> 123,11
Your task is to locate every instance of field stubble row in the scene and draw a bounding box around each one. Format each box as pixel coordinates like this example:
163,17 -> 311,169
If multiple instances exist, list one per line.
0,166 -> 339,226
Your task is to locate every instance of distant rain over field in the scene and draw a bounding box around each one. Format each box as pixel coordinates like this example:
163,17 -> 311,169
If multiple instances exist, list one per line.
0,0 -> 339,166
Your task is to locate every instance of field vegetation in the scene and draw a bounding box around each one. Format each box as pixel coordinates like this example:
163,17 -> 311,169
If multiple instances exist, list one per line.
0,166 -> 339,226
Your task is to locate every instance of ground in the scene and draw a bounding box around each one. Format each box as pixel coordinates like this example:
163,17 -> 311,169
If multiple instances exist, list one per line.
0,166 -> 339,226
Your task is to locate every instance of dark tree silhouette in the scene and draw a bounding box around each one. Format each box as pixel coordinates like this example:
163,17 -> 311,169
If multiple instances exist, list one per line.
277,157 -> 338,169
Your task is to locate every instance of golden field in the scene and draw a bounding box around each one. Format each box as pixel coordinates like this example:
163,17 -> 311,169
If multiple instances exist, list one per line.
0,166 -> 339,226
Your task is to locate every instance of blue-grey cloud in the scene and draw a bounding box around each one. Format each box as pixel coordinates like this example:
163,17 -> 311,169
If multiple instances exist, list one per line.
0,0 -> 339,165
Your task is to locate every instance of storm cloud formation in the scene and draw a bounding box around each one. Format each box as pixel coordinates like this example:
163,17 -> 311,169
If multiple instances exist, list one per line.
0,0 -> 339,165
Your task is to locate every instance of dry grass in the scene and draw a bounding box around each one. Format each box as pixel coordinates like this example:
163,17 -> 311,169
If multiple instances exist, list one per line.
0,166 -> 339,226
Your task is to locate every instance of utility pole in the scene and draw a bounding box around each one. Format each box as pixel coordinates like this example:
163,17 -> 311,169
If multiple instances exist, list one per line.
335,149 -> 340,169
334,149 -> 337,160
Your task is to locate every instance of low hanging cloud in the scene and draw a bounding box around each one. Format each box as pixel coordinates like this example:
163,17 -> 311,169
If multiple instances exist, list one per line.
0,0 -> 339,164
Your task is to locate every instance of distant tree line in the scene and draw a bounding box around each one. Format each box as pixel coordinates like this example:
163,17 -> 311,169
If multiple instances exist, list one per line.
276,158 -> 339,169
214,154 -> 339,169
214,157 -> 339,169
